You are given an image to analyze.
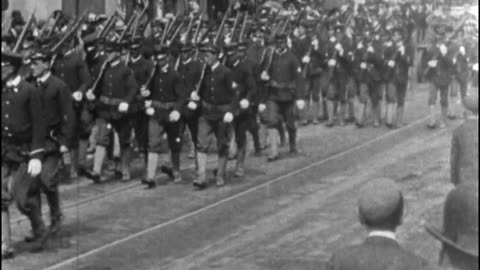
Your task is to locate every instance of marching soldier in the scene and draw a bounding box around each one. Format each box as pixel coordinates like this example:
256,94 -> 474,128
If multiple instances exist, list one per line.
176,44 -> 203,160
225,42 -> 257,177
30,49 -> 75,237
260,34 -> 305,161
365,29 -> 386,128
51,39 -> 93,179
2,52 -> 47,258
190,44 -> 237,189
352,34 -> 371,127
423,27 -> 455,129
84,41 -> 138,183
141,46 -> 185,188
128,36 -> 154,161
383,28 -> 411,128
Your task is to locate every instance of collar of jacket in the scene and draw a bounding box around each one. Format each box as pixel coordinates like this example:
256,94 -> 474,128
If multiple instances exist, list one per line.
131,55 -> 142,63
368,230 -> 397,241
38,71 -> 51,84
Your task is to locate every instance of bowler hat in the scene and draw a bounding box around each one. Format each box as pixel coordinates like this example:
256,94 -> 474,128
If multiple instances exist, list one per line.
425,183 -> 478,267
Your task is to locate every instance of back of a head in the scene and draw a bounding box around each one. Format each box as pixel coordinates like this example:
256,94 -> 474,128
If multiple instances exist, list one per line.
358,178 -> 404,231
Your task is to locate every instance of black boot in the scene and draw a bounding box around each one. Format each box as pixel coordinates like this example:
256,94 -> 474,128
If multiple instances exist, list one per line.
288,130 -> 298,154
45,189 -> 63,235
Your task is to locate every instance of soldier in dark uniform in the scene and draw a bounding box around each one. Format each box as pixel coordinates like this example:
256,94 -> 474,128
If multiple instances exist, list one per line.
260,34 -> 305,161
30,50 -> 75,237
383,28 -> 411,128
128,36 -> 154,161
2,52 -> 47,258
365,30 -> 386,128
141,46 -> 185,188
352,34 -> 371,127
450,41 -> 470,119
85,41 -> 138,183
424,29 -> 455,129
51,39 -> 93,179
225,42 -> 257,177
190,44 -> 237,189
324,25 -> 350,127
327,178 -> 434,270
176,44 -> 203,160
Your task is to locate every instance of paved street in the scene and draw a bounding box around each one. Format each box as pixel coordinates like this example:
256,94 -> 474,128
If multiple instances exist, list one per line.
3,88 -> 458,270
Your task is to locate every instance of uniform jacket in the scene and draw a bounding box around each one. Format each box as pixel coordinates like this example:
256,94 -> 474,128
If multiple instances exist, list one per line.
2,77 -> 46,160
95,60 -> 138,120
424,47 -> 455,87
199,62 -> 237,120
129,55 -> 154,112
147,64 -> 185,120
450,119 -> 479,186
246,43 -> 268,103
176,58 -> 203,117
267,49 -> 303,101
228,57 -> 257,106
453,52 -> 469,84
52,50 -> 92,94
37,73 -> 75,148
327,236 -> 433,270
292,35 -> 310,61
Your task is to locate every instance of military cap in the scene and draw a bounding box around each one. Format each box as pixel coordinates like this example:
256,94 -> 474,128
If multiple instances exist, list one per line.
30,49 -> 52,62
130,36 -> 143,50
153,45 -> 169,60
199,44 -> 220,55
11,10 -> 25,27
275,33 -> 287,43
180,43 -> 195,53
358,178 -> 403,225
1,51 -> 23,68
426,183 -> 478,260
104,40 -> 122,52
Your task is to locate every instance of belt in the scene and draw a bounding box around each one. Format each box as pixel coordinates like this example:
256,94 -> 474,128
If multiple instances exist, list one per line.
99,96 -> 123,106
152,100 -> 176,110
269,81 -> 296,89
201,101 -> 231,111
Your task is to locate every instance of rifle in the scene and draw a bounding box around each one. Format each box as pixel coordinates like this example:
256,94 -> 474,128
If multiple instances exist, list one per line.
181,15 -> 195,44
98,13 -> 117,39
50,9 -> 88,53
192,14 -> 203,44
238,13 -> 248,42
263,17 -> 290,75
12,12 -> 35,53
132,1 -> 149,37
193,8 -> 231,96
230,11 -> 242,43
89,57 -> 113,94
118,13 -> 137,41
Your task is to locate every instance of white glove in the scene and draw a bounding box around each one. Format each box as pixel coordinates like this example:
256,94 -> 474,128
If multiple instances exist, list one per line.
473,63 -> 479,71
259,103 -> 266,112
190,91 -> 200,101
439,44 -> 447,56
302,55 -> 311,64
240,99 -> 250,109
72,91 -> 83,102
428,60 -> 438,67
140,87 -> 151,97
224,36 -> 232,45
296,99 -> 305,110
223,112 -> 234,123
261,71 -> 270,81
187,101 -> 197,110
328,59 -> 336,67
384,41 -> 392,47
86,90 -> 96,100
287,37 -> 292,49
459,46 -> 466,55
118,102 -> 129,112
453,57 -> 457,64
388,60 -> 395,67
329,36 -> 336,43
367,46 -> 374,53
398,45 -> 405,56
146,107 -> 155,116
311,39 -> 319,48
360,62 -> 367,69
335,43 -> 343,52
27,159 -> 42,176
59,145 -> 69,153
169,110 -> 180,122
357,42 -> 364,50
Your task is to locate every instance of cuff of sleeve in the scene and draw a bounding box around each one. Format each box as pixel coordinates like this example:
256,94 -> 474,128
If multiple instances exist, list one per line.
29,148 -> 45,160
